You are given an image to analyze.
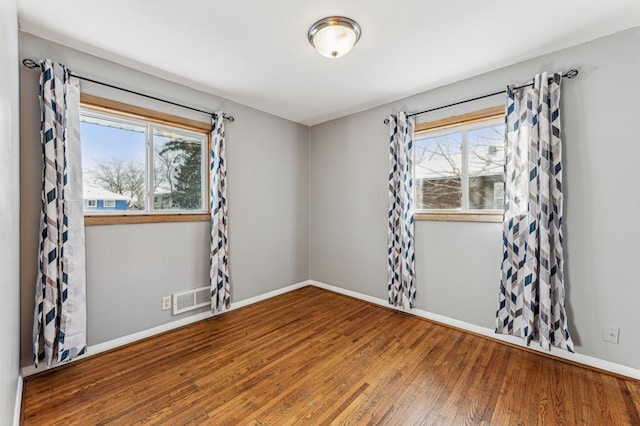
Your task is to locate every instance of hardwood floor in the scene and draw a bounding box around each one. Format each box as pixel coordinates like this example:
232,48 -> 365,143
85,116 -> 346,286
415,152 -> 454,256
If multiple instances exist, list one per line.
22,286 -> 640,425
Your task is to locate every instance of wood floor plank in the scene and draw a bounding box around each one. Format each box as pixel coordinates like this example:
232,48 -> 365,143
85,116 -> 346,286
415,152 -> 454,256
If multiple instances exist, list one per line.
21,286 -> 640,425
618,377 -> 640,425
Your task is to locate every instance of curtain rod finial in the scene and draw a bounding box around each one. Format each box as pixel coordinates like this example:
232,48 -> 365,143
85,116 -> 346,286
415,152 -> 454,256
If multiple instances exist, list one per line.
22,58 -> 39,69
213,113 -> 235,122
566,69 -> 578,79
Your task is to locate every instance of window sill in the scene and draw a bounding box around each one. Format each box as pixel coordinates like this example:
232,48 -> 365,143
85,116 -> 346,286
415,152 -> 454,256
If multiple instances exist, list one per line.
84,213 -> 210,226
415,211 -> 502,223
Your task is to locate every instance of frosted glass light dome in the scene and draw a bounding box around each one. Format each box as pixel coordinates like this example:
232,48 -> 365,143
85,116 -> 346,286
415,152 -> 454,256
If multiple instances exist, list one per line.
308,17 -> 361,59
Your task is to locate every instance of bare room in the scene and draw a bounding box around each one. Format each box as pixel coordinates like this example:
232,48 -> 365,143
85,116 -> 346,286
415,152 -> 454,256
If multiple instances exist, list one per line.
1,1 -> 639,424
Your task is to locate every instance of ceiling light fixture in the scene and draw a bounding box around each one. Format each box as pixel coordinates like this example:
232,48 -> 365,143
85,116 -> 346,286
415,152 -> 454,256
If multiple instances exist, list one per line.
308,16 -> 361,59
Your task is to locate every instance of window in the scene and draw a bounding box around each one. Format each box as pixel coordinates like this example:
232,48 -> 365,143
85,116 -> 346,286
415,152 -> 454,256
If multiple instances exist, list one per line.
414,106 -> 505,222
79,95 -> 211,225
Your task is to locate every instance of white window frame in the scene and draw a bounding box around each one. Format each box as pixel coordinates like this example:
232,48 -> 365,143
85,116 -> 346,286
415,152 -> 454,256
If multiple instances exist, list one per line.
80,107 -> 209,217
414,112 -> 504,222
103,199 -> 116,208
86,199 -> 97,208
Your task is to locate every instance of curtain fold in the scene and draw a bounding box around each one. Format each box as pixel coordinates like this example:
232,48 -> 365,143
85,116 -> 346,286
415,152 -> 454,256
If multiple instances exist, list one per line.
496,72 -> 574,352
210,113 -> 231,313
388,112 -> 416,309
33,59 -> 87,367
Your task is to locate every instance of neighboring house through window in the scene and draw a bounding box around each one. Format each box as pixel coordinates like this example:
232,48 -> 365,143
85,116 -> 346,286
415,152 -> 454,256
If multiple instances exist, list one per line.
414,106 -> 505,222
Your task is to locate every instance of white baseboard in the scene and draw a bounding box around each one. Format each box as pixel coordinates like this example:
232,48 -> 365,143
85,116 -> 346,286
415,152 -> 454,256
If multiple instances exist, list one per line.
230,280 -> 310,310
309,280 -> 640,380
13,374 -> 22,426
21,280 -> 310,378
20,279 -> 639,381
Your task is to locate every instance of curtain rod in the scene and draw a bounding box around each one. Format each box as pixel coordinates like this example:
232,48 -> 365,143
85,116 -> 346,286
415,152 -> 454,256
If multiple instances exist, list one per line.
22,58 -> 235,123
383,69 -> 579,124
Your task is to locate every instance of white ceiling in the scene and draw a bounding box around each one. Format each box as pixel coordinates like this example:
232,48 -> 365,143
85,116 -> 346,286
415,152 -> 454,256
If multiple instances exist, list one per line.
17,1 -> 640,126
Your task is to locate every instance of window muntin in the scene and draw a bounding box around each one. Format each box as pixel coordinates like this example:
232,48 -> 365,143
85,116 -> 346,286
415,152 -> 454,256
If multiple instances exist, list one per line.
80,108 -> 208,216
415,117 -> 505,215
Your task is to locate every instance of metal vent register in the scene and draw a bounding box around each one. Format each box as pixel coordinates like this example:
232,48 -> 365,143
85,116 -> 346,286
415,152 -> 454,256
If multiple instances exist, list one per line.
173,286 -> 210,315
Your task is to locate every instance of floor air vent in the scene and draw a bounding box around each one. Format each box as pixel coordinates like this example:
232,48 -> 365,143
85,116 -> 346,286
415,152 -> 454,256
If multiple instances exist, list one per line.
173,286 -> 210,315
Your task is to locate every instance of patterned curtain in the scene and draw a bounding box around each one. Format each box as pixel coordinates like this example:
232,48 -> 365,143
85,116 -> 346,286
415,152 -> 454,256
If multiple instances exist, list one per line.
388,112 -> 416,309
496,72 -> 574,352
210,112 -> 231,313
33,60 -> 87,367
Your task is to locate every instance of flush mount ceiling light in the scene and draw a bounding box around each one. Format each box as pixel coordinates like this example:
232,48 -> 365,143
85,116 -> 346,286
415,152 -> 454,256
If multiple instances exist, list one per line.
308,16 -> 361,59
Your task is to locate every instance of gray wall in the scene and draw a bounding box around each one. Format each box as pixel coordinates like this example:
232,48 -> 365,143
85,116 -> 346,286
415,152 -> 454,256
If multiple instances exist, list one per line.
20,33 -> 309,366
310,27 -> 640,369
0,0 -> 21,422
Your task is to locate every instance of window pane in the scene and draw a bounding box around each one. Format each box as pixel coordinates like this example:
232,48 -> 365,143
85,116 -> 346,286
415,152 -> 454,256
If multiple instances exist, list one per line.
468,124 -> 505,210
415,133 -> 462,209
80,116 -> 147,212
153,129 -> 204,211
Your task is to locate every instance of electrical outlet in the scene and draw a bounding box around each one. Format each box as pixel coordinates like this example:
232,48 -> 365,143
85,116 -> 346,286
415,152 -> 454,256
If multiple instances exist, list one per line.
162,296 -> 172,311
603,327 -> 619,344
